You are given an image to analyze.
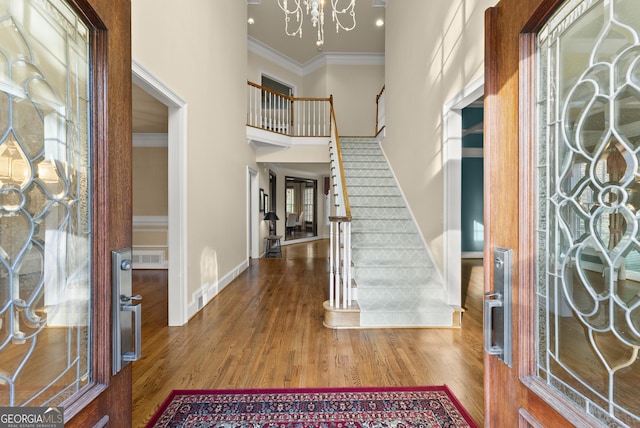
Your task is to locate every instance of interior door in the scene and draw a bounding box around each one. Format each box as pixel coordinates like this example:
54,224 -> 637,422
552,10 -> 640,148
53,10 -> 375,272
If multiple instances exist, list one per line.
485,0 -> 640,426
0,0 -> 132,426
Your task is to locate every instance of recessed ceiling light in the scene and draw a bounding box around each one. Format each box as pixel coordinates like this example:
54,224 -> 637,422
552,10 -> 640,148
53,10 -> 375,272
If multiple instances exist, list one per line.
248,17 -> 255,25
376,19 -> 384,27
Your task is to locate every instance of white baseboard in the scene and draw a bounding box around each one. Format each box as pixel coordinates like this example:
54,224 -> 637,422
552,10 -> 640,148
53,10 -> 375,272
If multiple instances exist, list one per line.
461,252 -> 483,259
187,259 -> 250,319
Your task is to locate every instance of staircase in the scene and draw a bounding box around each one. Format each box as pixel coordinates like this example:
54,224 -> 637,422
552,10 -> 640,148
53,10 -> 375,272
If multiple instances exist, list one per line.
336,137 -> 456,327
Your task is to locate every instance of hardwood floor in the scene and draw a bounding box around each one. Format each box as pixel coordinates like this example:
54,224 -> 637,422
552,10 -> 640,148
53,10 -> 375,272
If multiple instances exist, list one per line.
131,240 -> 485,427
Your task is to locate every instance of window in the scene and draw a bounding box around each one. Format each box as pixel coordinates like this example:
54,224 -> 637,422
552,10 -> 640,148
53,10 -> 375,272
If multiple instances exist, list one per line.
261,75 -> 293,97
304,187 -> 313,223
286,188 -> 295,213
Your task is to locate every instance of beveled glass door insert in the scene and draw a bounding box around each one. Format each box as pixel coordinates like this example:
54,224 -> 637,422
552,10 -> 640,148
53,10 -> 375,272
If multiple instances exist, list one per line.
537,0 -> 640,425
0,0 -> 91,406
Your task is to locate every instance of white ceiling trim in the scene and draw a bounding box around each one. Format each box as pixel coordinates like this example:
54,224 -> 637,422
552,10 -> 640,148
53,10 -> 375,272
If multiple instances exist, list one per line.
248,36 -> 385,77
248,36 -> 305,76
303,52 -> 385,75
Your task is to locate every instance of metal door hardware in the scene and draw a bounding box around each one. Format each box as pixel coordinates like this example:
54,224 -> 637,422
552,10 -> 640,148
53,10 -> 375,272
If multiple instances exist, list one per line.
484,247 -> 512,367
112,248 -> 142,374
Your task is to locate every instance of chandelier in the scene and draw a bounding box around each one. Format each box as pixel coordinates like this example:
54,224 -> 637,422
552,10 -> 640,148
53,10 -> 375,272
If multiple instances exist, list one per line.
277,0 -> 356,48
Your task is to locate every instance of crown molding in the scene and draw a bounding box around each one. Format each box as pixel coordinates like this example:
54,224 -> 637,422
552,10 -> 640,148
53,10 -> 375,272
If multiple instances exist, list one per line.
303,52 -> 385,74
248,36 -> 305,76
248,36 -> 385,77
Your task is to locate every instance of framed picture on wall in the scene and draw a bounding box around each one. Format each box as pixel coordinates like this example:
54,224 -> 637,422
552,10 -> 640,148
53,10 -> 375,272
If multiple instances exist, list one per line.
259,188 -> 264,212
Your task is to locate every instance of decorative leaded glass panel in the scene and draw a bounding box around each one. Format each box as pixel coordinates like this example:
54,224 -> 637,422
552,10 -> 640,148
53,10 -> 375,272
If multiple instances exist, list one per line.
537,0 -> 640,425
0,0 -> 91,407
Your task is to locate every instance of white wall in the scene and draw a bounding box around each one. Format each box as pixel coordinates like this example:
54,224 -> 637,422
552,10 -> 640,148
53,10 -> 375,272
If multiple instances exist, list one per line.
384,0 -> 497,274
132,0 -> 253,314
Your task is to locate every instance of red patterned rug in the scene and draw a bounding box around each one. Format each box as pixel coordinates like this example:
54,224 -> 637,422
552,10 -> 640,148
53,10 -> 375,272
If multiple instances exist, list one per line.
145,386 -> 478,427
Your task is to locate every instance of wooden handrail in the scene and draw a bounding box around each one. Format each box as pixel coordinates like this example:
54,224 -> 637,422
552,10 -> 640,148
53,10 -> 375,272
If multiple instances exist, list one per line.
247,81 -> 331,103
375,85 -> 386,136
247,80 -> 293,101
329,95 -> 351,218
376,85 -> 385,102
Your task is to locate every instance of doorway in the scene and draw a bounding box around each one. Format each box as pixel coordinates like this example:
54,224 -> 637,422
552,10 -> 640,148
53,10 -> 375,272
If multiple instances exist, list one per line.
460,100 -> 484,258
443,77 -> 485,307
132,61 -> 188,326
284,176 -> 317,241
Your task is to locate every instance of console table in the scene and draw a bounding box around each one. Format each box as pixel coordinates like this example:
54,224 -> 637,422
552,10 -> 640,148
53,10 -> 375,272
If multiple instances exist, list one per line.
265,235 -> 282,258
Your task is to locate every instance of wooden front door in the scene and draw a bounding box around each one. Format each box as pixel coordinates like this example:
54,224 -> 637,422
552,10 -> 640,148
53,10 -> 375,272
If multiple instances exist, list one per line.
0,0 -> 132,426
485,0 -> 640,426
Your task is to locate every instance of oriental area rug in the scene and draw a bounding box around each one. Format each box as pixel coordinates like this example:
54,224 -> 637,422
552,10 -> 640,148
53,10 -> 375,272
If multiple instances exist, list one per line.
145,386 -> 478,428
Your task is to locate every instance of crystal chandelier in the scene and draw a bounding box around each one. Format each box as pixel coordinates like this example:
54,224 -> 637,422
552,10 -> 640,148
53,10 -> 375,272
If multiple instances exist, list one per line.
277,0 -> 356,47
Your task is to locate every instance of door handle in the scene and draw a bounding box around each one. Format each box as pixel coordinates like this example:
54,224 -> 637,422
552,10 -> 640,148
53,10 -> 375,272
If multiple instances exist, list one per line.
121,302 -> 142,362
484,293 -> 503,356
112,249 -> 142,375
484,247 -> 512,367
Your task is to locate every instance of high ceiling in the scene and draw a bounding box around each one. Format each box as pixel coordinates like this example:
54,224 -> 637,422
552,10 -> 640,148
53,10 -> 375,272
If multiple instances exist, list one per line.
132,1 -> 386,134
247,0 -> 385,64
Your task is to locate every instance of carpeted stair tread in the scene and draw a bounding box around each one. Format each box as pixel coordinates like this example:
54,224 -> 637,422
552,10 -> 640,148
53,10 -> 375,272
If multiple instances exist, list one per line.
352,243 -> 425,251
343,168 -> 394,178
346,177 -> 397,186
352,260 -> 433,268
352,249 -> 432,265
349,208 -> 412,220
355,277 -> 437,288
351,232 -> 423,247
347,186 -> 401,197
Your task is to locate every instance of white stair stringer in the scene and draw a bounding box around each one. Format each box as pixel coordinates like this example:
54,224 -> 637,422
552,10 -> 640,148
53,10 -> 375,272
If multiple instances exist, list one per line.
340,137 -> 454,327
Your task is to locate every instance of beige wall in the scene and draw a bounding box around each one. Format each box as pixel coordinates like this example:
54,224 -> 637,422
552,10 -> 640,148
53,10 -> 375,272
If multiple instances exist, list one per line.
132,147 -> 168,217
132,0 -> 252,307
384,0 -> 497,274
132,146 -> 168,263
325,64 -> 384,137
300,63 -> 384,136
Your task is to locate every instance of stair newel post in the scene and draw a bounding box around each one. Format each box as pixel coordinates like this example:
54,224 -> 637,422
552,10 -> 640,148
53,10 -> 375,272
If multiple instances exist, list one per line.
345,220 -> 352,307
329,221 -> 335,307
334,221 -> 341,307
341,221 -> 347,308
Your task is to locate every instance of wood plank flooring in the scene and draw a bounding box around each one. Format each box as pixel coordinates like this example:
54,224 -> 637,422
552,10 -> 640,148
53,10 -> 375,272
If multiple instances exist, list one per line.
131,240 -> 485,427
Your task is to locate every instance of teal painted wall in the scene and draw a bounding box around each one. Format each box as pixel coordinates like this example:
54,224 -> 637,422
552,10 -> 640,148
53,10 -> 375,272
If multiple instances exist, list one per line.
461,107 -> 484,253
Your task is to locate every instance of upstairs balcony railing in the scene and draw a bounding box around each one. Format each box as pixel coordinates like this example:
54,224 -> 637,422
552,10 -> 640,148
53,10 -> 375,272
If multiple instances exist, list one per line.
246,81 -> 352,309
247,81 -> 331,137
